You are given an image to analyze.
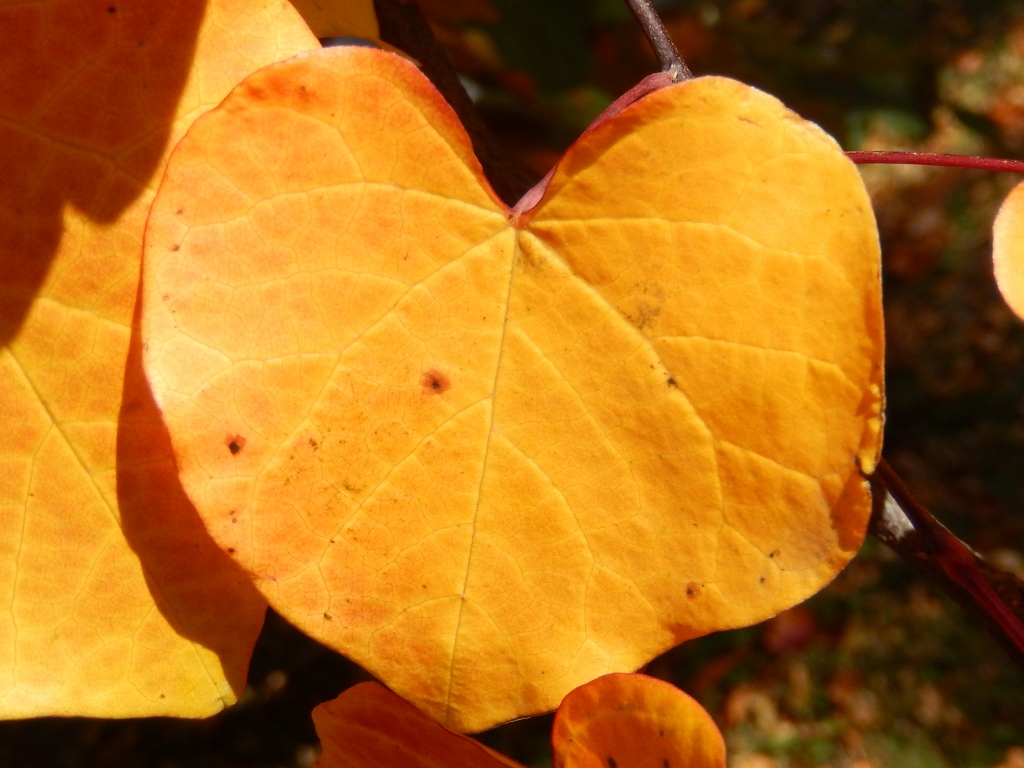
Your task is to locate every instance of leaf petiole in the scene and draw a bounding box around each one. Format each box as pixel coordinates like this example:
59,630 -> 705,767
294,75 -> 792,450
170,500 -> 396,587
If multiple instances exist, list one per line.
847,150 -> 1024,174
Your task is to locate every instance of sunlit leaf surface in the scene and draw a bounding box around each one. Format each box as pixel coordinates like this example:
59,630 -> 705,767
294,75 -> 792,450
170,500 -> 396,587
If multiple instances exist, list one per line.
314,674 -> 725,768
993,179 -> 1024,320
313,682 -> 523,768
551,673 -> 725,768
0,0 -> 317,717
142,46 -> 884,731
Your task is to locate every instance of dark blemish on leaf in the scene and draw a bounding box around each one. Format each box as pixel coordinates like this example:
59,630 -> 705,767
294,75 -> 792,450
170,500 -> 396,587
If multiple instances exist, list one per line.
769,549 -> 780,558
160,694 -> 165,699
227,548 -> 235,554
309,438 -> 319,450
422,584 -> 427,589
324,612 -> 332,620
175,209 -> 184,215
760,576 -> 766,583
686,582 -> 701,597
608,758 -> 618,768
226,435 -> 247,454
171,244 -> 180,251
107,6 -> 116,12
664,760 -> 671,768
421,369 -> 451,394
667,377 -> 677,388
659,729 -> 664,737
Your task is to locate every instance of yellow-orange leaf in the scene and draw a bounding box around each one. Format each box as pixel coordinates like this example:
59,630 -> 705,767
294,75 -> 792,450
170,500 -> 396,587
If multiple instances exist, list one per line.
0,0 -> 317,717
142,46 -> 883,731
313,682 -> 523,768
313,674 -> 723,768
992,179 -> 1024,320
551,673 -> 725,768
288,0 -> 379,39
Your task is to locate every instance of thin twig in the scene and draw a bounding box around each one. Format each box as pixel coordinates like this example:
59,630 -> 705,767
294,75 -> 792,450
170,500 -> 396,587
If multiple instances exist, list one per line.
623,0 -> 693,81
869,460 -> 1024,670
848,150 -> 1024,174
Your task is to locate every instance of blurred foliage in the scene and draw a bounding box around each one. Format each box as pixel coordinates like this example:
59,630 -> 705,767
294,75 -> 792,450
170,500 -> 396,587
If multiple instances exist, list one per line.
5,1 -> 1024,766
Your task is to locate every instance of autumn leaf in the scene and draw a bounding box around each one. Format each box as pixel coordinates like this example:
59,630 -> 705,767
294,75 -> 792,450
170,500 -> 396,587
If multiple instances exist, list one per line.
288,0 -> 378,40
312,674 -> 725,768
312,681 -> 523,768
0,0 -> 317,717
141,46 -> 883,731
551,673 -> 725,768
992,179 -> 1024,320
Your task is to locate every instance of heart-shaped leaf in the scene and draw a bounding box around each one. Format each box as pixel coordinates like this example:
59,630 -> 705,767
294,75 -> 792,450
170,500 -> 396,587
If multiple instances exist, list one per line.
0,0 -> 317,717
142,46 -> 883,731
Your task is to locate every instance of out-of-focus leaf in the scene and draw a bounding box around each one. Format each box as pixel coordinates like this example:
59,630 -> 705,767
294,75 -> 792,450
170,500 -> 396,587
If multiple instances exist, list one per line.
992,180 -> 1024,320
0,0 -> 317,718
551,673 -> 726,768
288,0 -> 378,40
142,46 -> 883,731
313,682 -> 523,768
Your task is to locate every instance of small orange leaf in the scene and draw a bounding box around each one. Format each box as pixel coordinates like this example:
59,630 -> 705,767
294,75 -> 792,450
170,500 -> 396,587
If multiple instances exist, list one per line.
142,46 -> 883,731
992,179 -> 1024,320
288,0 -> 379,40
551,673 -> 725,768
0,0 -> 317,718
312,682 -> 524,768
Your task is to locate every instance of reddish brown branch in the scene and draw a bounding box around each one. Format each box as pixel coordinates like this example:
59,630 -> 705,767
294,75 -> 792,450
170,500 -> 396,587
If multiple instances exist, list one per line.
870,460 -> 1024,669
848,151 -> 1024,174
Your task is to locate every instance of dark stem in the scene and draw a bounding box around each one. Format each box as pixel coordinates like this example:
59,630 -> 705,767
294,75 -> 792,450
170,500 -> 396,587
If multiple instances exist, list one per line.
869,459 -> 1024,670
623,0 -> 693,81
848,150 -> 1024,174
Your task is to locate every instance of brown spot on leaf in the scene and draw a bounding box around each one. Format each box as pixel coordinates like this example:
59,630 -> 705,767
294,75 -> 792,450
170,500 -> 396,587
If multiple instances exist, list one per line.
309,438 -> 319,450
226,435 -> 246,454
607,758 -> 618,768
171,244 -> 180,251
686,582 -> 701,597
421,369 -> 450,394
667,377 -> 677,387
227,547 -> 235,554
759,576 -> 766,583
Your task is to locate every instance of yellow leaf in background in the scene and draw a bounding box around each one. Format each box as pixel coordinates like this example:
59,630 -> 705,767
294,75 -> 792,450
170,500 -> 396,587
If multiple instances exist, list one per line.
313,682 -> 524,768
141,46 -> 883,731
0,0 -> 317,718
992,179 -> 1024,320
288,0 -> 379,39
551,673 -> 725,768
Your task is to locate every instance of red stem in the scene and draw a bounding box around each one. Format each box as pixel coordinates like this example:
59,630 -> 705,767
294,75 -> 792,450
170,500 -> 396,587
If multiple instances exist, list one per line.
847,150 -> 1024,174
875,461 -> 1024,656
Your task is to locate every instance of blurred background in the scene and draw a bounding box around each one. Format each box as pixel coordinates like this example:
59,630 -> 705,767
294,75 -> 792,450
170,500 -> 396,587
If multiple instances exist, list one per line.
4,1 -> 1024,765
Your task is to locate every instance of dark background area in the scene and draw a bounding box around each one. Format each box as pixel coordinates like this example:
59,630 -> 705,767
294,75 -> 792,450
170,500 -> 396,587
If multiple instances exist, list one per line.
4,1 -> 1024,765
